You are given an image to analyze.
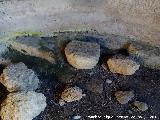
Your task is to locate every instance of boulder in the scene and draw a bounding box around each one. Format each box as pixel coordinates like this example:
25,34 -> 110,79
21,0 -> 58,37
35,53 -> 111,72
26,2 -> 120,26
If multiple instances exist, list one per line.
1,91 -> 46,120
115,91 -> 134,104
65,41 -> 100,69
1,62 -> 39,92
107,55 -> 140,75
10,36 -> 55,63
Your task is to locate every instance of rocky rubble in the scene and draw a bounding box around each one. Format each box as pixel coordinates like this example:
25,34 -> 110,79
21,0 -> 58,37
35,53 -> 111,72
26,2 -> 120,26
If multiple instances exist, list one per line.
1,91 -> 46,120
65,41 -> 100,69
0,62 -> 39,92
107,55 -> 140,75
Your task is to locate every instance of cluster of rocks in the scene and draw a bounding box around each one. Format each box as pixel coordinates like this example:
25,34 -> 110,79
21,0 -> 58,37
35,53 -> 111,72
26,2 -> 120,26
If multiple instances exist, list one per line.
0,37 -> 151,119
62,40 -> 148,112
64,40 -> 140,75
0,48 -> 46,120
114,90 -> 148,112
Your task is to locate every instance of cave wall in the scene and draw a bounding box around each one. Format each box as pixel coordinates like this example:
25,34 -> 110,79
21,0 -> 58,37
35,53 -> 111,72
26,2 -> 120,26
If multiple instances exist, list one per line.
0,0 -> 160,47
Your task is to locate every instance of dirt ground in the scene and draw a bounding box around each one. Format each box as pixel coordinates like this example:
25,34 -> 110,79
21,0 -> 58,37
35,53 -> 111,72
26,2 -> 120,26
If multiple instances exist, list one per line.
0,34 -> 160,120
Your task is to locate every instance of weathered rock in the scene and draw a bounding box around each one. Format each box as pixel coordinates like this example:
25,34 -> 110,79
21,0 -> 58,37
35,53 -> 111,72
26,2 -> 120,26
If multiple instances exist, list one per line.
85,79 -> 103,94
1,91 -> 46,120
10,36 -> 55,63
60,86 -> 85,103
133,101 -> 148,111
127,42 -> 160,70
65,41 -> 100,69
107,55 -> 140,75
1,62 -> 39,92
115,91 -> 134,104
0,44 -> 8,57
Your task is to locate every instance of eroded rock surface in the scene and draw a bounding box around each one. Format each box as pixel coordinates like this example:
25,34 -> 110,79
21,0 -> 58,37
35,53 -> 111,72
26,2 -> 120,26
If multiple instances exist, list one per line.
65,41 -> 100,69
1,62 -> 39,92
1,91 -> 46,120
10,36 -> 55,63
127,42 -> 160,70
107,55 -> 140,75
60,86 -> 85,103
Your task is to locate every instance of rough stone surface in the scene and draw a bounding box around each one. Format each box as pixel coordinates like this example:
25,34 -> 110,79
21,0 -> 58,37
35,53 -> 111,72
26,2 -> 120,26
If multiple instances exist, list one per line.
0,91 -> 46,120
115,91 -> 134,104
1,62 -> 39,92
10,36 -> 55,63
127,42 -> 160,70
107,55 -> 140,75
0,0 -> 160,47
65,41 -> 100,69
61,86 -> 85,103
133,101 -> 148,111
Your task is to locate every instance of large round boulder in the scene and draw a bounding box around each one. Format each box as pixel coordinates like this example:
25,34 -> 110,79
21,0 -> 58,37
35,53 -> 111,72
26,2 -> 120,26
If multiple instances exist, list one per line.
1,91 -> 46,120
65,41 -> 100,69
0,62 -> 39,92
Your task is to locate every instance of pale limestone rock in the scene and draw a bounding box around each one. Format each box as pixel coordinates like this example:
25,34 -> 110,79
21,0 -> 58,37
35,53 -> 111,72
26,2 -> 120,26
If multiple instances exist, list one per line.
1,62 -> 39,92
107,56 -> 140,75
115,91 -> 134,104
0,91 -> 46,120
133,101 -> 148,111
61,86 -> 85,103
65,41 -> 100,69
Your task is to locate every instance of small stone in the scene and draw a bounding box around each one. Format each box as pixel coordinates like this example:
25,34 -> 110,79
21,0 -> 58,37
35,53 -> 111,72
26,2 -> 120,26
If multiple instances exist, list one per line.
106,79 -> 112,84
61,86 -> 84,103
133,101 -> 148,111
59,99 -> 65,106
115,91 -> 134,104
1,91 -> 46,120
65,41 -> 100,69
73,115 -> 81,120
85,79 -> 103,94
1,62 -> 39,92
107,55 -> 140,75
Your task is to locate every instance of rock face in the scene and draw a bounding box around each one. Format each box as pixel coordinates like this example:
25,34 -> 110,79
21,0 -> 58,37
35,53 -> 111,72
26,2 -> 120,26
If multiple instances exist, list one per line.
1,62 -> 39,92
107,56 -> 140,75
115,91 -> 134,104
65,41 -> 100,69
1,91 -> 46,120
133,101 -> 148,111
10,36 -> 55,63
61,86 -> 85,103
